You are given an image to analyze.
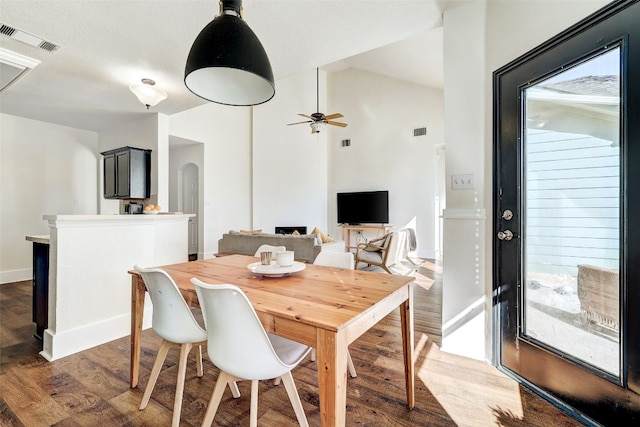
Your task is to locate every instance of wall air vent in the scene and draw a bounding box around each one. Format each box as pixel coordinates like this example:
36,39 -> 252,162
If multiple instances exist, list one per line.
413,126 -> 427,137
0,22 -> 60,52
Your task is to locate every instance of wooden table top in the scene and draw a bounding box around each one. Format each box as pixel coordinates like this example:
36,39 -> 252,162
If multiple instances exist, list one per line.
130,254 -> 414,334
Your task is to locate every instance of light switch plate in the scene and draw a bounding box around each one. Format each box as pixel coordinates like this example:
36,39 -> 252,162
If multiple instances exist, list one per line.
451,174 -> 475,190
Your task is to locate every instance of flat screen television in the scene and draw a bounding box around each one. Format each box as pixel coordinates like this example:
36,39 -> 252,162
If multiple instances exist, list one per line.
337,190 -> 389,225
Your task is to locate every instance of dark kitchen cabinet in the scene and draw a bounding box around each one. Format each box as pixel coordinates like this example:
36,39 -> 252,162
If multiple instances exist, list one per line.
101,146 -> 151,199
32,242 -> 49,341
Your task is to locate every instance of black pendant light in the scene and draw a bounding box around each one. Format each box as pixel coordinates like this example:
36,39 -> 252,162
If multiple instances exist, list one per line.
184,0 -> 275,106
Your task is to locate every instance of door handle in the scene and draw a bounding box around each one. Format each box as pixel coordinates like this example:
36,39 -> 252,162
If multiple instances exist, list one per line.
502,209 -> 513,220
497,230 -> 514,241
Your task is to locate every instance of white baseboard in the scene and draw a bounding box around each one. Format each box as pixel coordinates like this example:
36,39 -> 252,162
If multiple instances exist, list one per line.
442,296 -> 485,338
0,268 -> 31,284
40,305 -> 153,361
441,296 -> 487,362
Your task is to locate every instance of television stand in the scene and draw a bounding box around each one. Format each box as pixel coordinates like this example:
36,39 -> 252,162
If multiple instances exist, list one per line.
341,224 -> 392,252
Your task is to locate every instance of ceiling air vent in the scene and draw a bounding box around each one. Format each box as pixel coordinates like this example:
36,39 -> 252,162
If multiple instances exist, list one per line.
39,41 -> 59,52
0,23 -> 16,37
413,126 -> 427,137
0,22 -> 60,52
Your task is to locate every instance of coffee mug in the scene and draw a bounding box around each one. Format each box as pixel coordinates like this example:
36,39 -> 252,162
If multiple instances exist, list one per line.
276,250 -> 294,267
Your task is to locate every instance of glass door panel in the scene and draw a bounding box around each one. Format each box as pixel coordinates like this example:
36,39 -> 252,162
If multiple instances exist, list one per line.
523,48 -> 620,375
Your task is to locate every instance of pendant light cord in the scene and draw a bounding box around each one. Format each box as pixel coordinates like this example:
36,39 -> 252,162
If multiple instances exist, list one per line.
316,67 -> 319,113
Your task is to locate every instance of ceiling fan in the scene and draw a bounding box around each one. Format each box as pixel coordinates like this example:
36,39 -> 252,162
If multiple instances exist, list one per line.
287,67 -> 348,134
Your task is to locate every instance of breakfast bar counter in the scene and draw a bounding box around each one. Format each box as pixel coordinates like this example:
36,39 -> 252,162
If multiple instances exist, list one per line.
39,214 -> 192,361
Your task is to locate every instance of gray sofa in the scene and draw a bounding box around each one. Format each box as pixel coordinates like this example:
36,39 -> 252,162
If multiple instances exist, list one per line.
217,230 -> 345,263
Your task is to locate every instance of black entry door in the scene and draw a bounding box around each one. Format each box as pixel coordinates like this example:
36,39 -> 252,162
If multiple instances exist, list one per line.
494,1 -> 640,424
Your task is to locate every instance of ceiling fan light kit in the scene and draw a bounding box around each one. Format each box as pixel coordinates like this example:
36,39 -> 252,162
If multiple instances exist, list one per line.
310,121 -> 326,133
184,0 -> 275,106
129,78 -> 167,109
287,67 -> 348,134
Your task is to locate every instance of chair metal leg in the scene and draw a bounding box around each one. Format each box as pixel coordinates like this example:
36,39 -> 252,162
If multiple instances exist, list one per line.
139,339 -> 173,410
281,371 -> 309,427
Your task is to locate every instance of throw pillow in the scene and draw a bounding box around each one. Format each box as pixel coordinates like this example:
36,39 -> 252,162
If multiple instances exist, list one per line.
240,229 -> 263,234
292,230 -> 300,236
311,227 -> 334,243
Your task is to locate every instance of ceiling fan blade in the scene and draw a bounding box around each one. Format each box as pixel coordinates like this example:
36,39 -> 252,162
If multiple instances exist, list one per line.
298,113 -> 314,119
287,120 -> 312,126
327,121 -> 348,127
324,113 -> 343,120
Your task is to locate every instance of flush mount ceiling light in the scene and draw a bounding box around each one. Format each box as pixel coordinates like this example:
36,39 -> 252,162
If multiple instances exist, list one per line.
129,78 -> 167,109
184,0 -> 274,106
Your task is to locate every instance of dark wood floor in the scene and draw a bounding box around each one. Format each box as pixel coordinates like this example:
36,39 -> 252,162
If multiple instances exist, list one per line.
0,260 -> 585,426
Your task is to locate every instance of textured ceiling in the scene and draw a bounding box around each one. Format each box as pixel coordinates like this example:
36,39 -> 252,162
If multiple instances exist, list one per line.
0,0 -> 449,132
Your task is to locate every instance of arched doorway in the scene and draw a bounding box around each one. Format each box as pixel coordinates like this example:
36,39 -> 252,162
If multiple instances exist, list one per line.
181,163 -> 199,259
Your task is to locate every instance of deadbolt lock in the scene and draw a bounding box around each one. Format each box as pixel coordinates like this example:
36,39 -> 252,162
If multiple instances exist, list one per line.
497,230 -> 514,241
502,209 -> 513,220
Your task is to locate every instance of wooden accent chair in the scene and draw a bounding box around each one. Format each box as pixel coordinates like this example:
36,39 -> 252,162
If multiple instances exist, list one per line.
355,231 -> 406,273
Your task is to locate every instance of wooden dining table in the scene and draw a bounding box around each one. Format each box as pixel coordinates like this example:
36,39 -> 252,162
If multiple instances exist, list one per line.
128,254 -> 415,426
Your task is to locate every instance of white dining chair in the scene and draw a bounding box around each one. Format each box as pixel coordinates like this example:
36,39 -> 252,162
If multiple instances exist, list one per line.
134,266 -> 240,427
313,250 -> 355,269
253,244 -> 286,259
191,278 -> 311,427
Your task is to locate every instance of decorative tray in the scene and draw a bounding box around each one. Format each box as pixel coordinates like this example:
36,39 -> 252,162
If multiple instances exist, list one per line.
247,261 -> 305,277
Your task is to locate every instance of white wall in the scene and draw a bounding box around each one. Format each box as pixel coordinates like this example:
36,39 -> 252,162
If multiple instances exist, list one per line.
252,71 -> 329,235
441,0 -> 611,360
156,114 -> 170,211
0,114 -> 99,283
98,113 -> 163,214
441,0 -> 488,350
169,103 -> 252,258
327,68 -> 444,259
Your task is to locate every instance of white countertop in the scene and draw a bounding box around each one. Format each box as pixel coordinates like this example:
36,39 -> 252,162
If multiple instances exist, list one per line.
26,235 -> 50,244
43,213 -> 193,221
